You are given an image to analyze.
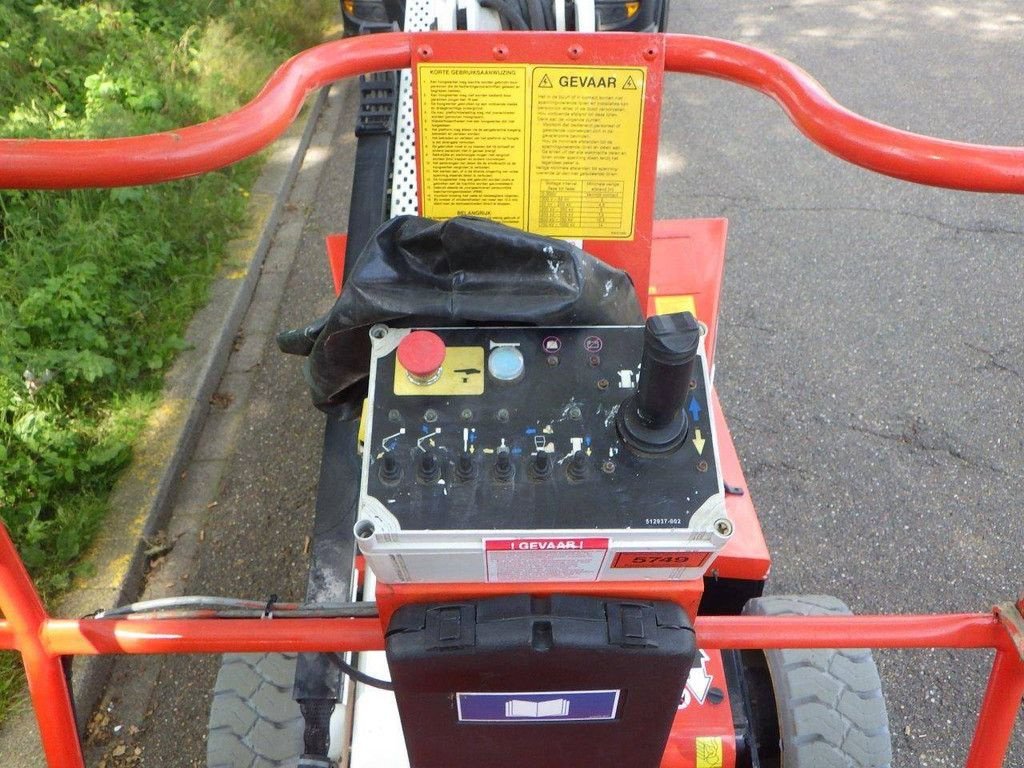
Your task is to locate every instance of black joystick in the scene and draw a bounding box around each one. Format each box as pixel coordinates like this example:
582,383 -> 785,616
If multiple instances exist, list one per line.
616,312 -> 700,456
378,452 -> 403,485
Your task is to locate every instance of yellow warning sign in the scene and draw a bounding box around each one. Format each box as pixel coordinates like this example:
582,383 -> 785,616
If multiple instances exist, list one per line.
695,736 -> 724,768
417,64 -> 646,240
417,66 -> 529,228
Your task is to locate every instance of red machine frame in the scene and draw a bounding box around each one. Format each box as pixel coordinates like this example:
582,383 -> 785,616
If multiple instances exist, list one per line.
1,31 -> 1023,768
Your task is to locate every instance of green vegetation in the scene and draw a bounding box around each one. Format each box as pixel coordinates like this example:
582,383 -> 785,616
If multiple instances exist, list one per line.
0,0 -> 336,720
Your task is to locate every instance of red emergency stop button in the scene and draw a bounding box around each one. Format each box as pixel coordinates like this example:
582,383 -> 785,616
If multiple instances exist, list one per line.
397,330 -> 446,384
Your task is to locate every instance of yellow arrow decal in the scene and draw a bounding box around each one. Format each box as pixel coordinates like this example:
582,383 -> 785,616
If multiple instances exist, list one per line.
693,429 -> 705,455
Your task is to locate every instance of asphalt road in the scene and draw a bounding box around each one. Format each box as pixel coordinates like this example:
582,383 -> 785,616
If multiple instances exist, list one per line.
666,2 -> 1024,765
85,2 -> 1022,766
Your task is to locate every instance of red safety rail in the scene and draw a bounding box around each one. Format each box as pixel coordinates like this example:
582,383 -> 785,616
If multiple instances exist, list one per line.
1,30 -> 1023,768
3,32 -> 1024,191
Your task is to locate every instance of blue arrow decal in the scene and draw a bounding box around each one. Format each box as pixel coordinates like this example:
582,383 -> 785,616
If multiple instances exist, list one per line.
688,397 -> 701,422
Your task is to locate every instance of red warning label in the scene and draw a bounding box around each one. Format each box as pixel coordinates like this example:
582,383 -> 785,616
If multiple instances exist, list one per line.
612,551 -> 712,569
485,538 -> 609,582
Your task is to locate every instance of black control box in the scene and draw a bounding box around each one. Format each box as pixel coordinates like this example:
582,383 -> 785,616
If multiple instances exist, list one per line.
386,595 -> 696,768
362,324 -> 721,531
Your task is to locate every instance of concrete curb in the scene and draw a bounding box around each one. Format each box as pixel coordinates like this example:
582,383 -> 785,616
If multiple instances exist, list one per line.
0,85 -> 330,751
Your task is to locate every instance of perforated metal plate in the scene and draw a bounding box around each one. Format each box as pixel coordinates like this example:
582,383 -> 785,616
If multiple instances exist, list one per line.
389,0 -> 435,218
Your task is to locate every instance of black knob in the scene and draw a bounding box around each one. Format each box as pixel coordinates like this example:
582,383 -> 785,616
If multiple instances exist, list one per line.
417,451 -> 441,483
529,451 -> 553,481
378,452 -> 403,485
616,312 -> 700,455
492,447 -> 515,482
566,450 -> 588,482
455,451 -> 477,482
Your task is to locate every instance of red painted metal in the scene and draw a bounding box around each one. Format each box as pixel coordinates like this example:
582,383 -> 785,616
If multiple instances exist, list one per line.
965,649 -> 1024,768
0,526 -> 85,768
325,233 -> 348,295
663,649 -> 737,768
3,33 -> 1024,194
38,617 -> 384,656
647,218 -> 728,367
712,390 -> 771,582
0,34 -> 411,189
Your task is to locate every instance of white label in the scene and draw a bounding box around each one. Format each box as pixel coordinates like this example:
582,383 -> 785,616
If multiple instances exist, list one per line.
484,537 -> 609,582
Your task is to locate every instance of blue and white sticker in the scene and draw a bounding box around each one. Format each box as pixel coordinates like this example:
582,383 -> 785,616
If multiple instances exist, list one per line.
456,690 -> 620,723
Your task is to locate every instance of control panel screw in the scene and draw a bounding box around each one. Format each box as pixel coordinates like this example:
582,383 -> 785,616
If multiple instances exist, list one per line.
547,355 -> 559,367
460,408 -> 473,421
424,408 -> 439,423
496,408 -> 510,423
589,355 -> 601,367
601,460 -> 616,475
597,379 -> 609,391
388,409 -> 402,424
697,460 -> 708,473
714,518 -> 734,537
568,406 -> 582,420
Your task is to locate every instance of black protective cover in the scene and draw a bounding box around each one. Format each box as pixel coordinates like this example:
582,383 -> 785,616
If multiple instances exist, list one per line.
277,216 -> 642,416
386,595 -> 695,768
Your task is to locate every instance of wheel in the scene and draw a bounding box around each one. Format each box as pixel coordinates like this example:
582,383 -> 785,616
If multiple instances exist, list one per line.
741,595 -> 893,768
207,653 -> 304,768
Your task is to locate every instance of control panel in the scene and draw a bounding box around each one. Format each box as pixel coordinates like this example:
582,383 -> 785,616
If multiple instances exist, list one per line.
356,314 -> 731,583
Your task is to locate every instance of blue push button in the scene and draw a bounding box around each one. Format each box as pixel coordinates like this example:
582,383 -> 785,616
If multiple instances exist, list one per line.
488,346 -> 525,382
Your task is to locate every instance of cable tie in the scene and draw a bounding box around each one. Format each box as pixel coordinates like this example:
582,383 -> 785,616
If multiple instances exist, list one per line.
263,593 -> 279,620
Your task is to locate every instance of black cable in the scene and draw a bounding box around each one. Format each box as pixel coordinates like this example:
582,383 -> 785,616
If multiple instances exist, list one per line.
527,0 -> 546,29
541,0 -> 555,30
328,653 -> 395,691
479,0 -> 529,29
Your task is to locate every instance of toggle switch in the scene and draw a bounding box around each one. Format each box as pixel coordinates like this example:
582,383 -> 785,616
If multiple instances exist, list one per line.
378,452 -> 403,486
417,451 -> 442,483
491,447 -> 516,482
529,451 -> 553,481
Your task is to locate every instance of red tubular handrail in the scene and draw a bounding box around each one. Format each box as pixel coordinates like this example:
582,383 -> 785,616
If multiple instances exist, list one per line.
0,612 -> 1014,655
1,32 -> 1024,192
0,33 -> 411,189
662,35 -> 1024,193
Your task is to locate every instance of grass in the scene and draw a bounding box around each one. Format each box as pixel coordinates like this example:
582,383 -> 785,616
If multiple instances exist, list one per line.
0,0 -> 337,724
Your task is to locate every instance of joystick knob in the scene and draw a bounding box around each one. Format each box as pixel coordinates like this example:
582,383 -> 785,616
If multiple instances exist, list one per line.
616,312 -> 700,455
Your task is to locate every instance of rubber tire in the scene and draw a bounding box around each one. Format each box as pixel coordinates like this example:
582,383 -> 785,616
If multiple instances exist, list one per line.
207,653 -> 304,768
742,595 -> 893,768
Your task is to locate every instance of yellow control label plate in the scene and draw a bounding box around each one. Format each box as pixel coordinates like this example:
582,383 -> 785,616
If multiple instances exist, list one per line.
652,294 -> 697,318
695,736 -> 724,768
417,64 -> 645,240
393,346 -> 485,396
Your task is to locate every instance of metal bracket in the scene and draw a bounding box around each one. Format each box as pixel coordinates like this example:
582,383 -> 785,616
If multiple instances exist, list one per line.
993,596 -> 1024,660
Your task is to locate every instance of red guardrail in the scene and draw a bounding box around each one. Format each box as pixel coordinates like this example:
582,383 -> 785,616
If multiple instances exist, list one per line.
1,32 -> 1024,191
1,30 -> 1022,768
